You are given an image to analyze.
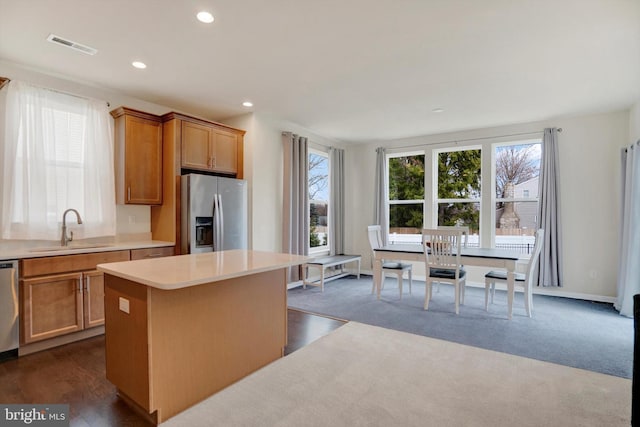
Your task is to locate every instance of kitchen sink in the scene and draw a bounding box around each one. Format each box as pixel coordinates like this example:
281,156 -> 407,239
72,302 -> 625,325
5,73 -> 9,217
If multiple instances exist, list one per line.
28,243 -> 113,253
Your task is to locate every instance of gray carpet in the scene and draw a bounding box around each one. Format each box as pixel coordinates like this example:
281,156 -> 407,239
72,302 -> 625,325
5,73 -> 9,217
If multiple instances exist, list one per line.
288,275 -> 634,378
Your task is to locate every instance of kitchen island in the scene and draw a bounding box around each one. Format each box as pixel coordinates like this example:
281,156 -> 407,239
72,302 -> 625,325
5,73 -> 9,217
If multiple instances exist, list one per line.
97,249 -> 309,424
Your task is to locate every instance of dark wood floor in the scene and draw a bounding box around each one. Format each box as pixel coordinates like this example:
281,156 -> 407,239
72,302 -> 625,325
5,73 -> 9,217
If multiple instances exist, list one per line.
0,309 -> 345,426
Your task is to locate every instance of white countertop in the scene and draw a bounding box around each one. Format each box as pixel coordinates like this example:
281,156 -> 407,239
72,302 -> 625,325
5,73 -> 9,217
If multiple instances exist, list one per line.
0,240 -> 174,261
97,249 -> 310,290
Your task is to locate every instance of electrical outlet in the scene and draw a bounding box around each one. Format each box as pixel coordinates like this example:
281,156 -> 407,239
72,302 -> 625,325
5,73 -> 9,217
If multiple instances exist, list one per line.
119,297 -> 130,314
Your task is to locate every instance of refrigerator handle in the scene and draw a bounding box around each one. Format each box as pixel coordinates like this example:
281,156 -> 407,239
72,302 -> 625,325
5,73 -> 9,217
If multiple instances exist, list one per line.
212,193 -> 218,251
218,194 -> 224,247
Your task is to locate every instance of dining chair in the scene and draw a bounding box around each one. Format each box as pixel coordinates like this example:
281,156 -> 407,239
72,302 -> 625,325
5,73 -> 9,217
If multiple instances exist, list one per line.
484,228 -> 544,318
367,225 -> 412,298
434,226 -> 469,293
422,228 -> 466,314
437,225 -> 470,248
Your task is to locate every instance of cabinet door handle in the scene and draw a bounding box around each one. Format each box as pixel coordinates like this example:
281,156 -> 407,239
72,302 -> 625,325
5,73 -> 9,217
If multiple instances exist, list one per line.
145,253 -> 164,258
85,275 -> 91,294
78,278 -> 83,294
127,186 -> 131,201
212,156 -> 216,167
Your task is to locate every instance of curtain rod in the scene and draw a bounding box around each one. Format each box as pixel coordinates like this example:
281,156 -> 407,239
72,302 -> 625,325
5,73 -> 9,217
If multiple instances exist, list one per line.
390,128 -> 562,150
283,130 -> 339,151
0,76 -> 111,107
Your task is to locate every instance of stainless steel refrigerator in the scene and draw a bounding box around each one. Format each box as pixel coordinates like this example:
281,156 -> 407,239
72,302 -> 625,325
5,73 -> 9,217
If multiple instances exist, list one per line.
181,173 -> 248,254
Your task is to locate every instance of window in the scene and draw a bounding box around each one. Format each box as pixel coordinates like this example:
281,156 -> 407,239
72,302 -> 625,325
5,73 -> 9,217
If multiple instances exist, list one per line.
388,153 -> 424,243
385,138 -> 540,253
436,148 -> 481,243
309,148 -> 330,252
2,81 -> 116,240
494,141 -> 541,253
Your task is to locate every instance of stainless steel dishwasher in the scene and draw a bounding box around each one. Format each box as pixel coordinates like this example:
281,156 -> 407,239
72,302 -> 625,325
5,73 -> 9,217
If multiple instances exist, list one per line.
0,260 -> 19,361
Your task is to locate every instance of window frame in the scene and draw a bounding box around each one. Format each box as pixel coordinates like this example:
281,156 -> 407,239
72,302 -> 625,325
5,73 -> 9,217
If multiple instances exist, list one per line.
492,139 -> 542,252
383,137 -> 542,249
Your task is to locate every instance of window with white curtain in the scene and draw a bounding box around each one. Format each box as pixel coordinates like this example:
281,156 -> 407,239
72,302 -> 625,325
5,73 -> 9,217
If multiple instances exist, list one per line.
1,81 -> 116,240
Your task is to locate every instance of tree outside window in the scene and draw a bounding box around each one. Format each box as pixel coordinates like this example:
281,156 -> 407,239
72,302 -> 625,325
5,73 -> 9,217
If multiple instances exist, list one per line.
495,142 -> 541,252
309,150 -> 329,251
437,149 -> 481,235
388,154 -> 424,242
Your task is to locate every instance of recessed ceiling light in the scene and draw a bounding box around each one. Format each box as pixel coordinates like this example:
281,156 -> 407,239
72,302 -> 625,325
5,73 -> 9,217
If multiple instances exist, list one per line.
432,108 -> 444,113
242,101 -> 253,107
197,11 -> 215,23
132,61 -> 147,69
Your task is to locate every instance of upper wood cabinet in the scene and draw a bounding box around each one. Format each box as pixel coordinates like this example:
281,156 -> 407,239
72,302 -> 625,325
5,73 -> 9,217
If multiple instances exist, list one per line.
111,107 -> 163,205
163,112 -> 244,178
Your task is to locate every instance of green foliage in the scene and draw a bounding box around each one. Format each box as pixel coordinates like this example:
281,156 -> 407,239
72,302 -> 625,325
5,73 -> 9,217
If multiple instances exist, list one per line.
387,151 -> 482,233
389,156 -> 424,230
389,156 -> 424,200
437,150 -> 481,198
310,225 -> 321,247
437,150 -> 481,232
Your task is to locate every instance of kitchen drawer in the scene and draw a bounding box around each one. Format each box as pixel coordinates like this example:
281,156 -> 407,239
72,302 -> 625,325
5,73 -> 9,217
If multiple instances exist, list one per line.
21,250 -> 131,278
130,246 -> 175,260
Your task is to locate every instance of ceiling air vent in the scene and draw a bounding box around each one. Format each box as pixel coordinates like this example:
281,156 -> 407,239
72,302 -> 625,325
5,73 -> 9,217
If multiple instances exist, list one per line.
46,34 -> 97,56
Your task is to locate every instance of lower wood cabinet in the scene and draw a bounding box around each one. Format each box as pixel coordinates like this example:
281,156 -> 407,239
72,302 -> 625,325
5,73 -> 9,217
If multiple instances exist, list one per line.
19,247 -> 175,346
19,250 -> 131,345
21,272 -> 84,343
83,270 -> 106,329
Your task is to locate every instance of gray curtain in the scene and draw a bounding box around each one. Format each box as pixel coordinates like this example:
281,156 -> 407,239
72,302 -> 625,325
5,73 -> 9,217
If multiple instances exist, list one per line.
282,132 -> 309,282
329,147 -> 345,255
615,141 -> 640,317
536,128 -> 563,287
374,147 -> 389,245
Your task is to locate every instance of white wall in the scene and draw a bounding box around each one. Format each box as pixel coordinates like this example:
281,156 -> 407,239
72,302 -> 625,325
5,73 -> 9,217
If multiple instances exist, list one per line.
346,110 -> 630,301
224,112 -> 345,252
630,101 -> 640,142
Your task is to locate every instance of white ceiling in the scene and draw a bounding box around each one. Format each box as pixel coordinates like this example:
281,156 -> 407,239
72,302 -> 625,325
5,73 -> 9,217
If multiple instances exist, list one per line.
1,0 -> 639,143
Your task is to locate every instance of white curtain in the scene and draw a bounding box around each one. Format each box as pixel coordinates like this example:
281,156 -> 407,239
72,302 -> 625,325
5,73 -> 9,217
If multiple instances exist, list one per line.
2,80 -> 116,240
329,147 -> 344,255
616,141 -> 640,317
282,132 -> 309,282
374,147 -> 389,245
537,128 -> 563,286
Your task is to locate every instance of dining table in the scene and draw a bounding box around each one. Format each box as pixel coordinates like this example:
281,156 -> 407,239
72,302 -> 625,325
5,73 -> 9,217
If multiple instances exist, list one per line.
373,244 -> 522,318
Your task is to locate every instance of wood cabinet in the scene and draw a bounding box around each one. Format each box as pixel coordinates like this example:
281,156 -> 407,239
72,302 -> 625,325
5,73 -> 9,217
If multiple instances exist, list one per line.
19,250 -> 130,345
21,273 -> 83,343
111,107 -> 163,205
104,267 -> 287,423
162,112 -> 244,178
83,270 -> 106,329
181,120 -> 239,175
130,246 -> 175,260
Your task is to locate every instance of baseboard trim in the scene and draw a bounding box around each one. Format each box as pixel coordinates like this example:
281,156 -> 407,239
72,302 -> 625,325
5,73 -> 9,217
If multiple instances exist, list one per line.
19,326 -> 105,356
330,271 -> 617,305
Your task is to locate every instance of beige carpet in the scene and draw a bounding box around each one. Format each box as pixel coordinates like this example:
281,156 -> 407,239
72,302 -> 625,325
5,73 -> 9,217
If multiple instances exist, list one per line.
161,322 -> 631,426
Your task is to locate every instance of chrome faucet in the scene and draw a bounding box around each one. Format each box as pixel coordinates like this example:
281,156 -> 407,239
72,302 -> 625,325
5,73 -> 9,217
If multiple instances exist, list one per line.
61,209 -> 83,246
